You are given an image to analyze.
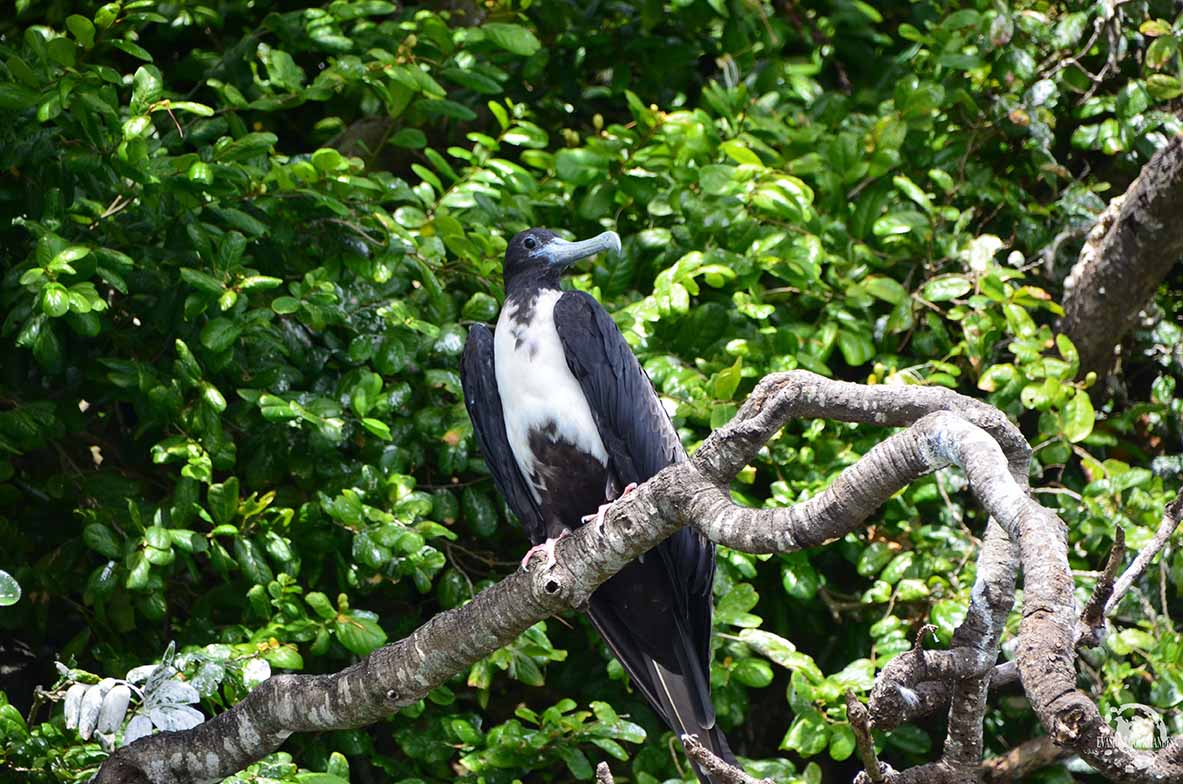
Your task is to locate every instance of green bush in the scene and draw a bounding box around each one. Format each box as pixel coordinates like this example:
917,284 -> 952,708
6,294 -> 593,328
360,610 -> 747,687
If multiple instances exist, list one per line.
1,0 -> 1181,782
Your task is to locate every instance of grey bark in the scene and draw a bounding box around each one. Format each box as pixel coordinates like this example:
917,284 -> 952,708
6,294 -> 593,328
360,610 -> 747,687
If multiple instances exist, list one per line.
91,370 -> 1182,784
1061,134 -> 1183,375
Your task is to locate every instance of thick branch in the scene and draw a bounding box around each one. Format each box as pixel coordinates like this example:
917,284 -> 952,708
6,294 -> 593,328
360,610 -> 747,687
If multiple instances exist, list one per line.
1061,133 -> 1183,374
93,371 -> 1181,784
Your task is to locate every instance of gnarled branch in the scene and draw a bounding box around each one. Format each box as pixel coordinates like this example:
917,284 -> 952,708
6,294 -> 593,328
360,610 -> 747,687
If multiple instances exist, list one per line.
93,371 -> 1182,784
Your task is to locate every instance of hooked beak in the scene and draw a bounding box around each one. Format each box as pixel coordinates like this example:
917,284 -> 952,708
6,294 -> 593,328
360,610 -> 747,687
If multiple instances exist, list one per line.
543,231 -> 622,268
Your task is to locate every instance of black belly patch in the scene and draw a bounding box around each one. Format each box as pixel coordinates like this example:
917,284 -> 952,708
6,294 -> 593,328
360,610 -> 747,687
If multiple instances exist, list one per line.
527,425 -> 611,535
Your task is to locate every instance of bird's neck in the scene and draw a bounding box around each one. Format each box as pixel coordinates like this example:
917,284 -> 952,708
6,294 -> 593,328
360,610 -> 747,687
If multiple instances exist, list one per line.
505,268 -> 562,301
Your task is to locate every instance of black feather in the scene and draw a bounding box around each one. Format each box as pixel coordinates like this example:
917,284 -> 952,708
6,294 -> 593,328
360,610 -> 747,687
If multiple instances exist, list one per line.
554,291 -> 731,780
460,325 -> 546,544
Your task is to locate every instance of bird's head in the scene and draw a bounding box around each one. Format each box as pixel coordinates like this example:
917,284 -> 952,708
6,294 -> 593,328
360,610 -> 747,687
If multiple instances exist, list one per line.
503,228 -> 622,289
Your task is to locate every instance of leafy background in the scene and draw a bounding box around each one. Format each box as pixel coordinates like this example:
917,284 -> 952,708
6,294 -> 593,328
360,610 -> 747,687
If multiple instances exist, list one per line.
1,0 -> 1182,782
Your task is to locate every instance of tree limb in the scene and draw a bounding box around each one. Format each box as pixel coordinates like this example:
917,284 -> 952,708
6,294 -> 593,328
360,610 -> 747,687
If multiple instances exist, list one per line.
680,735 -> 773,784
1061,133 -> 1183,375
91,370 -> 1182,784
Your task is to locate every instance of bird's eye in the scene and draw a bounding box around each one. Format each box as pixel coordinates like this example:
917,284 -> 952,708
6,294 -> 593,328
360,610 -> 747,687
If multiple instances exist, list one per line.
524,236 -> 538,250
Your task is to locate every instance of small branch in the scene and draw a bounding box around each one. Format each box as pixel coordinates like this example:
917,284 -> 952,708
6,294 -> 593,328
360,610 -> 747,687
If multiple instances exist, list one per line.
1078,526 -> 1126,645
595,761 -> 614,784
679,735 -> 772,784
848,691 -> 886,784
1104,487 -> 1183,617
982,736 -> 1070,783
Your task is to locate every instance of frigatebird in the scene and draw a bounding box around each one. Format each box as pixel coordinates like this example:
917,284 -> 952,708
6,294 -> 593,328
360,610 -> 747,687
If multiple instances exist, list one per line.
460,228 -> 735,782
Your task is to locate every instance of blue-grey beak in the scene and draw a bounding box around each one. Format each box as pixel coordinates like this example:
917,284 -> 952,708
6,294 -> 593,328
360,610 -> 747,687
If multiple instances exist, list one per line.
543,231 -> 622,267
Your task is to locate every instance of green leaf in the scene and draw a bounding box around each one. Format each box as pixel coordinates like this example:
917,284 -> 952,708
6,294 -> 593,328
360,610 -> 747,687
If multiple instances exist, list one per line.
271,296 -> 301,315
923,276 -> 972,302
83,524 -> 122,559
361,418 -> 392,440
738,629 -> 796,665
782,708 -> 829,756
233,537 -> 274,585
780,552 -> 821,600
837,330 -> 874,367
829,723 -> 856,761
715,582 -> 761,627
462,488 -> 498,538
180,268 -> 224,295
47,37 -> 77,67
200,318 -> 241,353
482,23 -> 541,56
41,283 -> 70,318
306,592 -> 336,621
0,85 -> 39,110
207,478 -> 239,525
1139,19 -> 1173,36
732,658 -> 774,687
1147,75 -> 1182,101
66,15 -> 96,48
873,211 -> 928,237
1063,388 -> 1095,443
110,39 -> 153,61
856,542 -> 894,576
1052,12 -> 1088,48
558,747 -> 593,780
720,140 -> 763,166
390,128 -> 427,149
0,570 -> 22,607
864,276 -> 909,305
555,148 -> 610,186
131,65 -> 163,113
334,613 -> 387,655
263,645 -> 304,670
712,357 -> 743,400
294,775 -> 348,784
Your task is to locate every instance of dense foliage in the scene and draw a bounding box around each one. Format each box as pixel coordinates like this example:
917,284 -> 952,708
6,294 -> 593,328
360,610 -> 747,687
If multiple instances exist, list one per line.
1,0 -> 1181,782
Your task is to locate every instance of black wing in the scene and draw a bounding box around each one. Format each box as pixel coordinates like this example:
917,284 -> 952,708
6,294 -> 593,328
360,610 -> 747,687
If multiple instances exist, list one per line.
460,324 -> 546,545
554,291 -> 722,752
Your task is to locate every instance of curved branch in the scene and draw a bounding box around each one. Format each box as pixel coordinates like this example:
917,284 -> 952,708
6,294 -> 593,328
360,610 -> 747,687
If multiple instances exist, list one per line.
93,371 -> 1181,784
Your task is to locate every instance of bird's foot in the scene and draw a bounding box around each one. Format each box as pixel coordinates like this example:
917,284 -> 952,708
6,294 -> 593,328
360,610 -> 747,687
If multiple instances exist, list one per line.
581,483 -> 639,534
520,530 -> 570,572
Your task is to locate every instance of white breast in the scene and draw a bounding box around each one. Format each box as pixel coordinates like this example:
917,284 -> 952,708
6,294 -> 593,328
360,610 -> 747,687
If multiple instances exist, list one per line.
494,289 -> 609,501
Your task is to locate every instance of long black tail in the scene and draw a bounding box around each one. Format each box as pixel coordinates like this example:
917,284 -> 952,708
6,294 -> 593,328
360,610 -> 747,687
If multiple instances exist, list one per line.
646,655 -> 738,784
586,585 -> 736,784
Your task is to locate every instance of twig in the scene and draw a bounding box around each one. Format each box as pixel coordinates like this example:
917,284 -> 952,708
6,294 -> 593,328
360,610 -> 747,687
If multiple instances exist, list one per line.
679,735 -> 772,784
1104,487 -> 1183,617
847,691 -> 885,784
1161,553 -> 1172,626
595,761 -> 614,784
1079,526 -> 1127,644
981,735 -> 1070,783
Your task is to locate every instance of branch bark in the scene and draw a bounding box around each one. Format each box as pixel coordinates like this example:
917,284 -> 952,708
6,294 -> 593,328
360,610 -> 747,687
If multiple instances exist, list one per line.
1061,133 -> 1183,375
91,370 -> 1182,784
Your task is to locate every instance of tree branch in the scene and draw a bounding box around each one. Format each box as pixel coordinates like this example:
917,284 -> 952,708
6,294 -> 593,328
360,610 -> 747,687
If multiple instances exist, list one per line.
91,370 -> 1182,784
680,735 -> 772,784
1104,487 -> 1183,618
1061,133 -> 1183,374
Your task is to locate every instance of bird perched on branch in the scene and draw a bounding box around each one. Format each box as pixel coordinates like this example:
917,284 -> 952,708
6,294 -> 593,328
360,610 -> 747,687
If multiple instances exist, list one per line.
461,228 -> 734,782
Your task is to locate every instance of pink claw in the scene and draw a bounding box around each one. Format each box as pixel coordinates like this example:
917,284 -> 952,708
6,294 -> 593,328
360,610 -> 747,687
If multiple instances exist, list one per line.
520,530 -> 570,571
581,483 -> 639,532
